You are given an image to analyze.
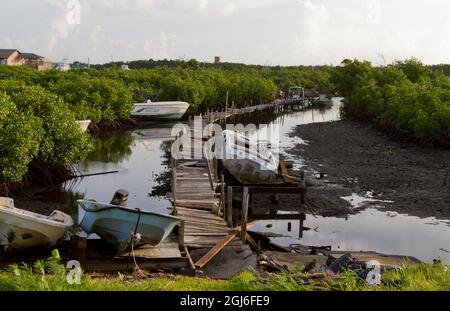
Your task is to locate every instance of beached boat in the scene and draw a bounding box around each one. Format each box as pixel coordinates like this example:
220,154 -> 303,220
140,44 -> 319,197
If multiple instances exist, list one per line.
221,130 -> 279,184
131,100 -> 190,121
77,190 -> 181,253
76,120 -> 91,132
0,197 -> 73,252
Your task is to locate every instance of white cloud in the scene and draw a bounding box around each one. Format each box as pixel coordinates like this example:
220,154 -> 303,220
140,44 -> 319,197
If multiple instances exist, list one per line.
143,32 -> 177,59
1,0 -> 450,65
48,12 -> 80,52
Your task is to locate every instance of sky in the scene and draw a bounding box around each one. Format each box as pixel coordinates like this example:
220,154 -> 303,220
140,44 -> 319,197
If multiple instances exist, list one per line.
0,0 -> 449,65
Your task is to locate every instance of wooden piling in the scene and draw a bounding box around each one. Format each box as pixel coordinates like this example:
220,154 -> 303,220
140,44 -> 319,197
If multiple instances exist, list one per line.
172,158 -> 177,215
227,186 -> 233,227
240,187 -> 249,242
220,175 -> 225,216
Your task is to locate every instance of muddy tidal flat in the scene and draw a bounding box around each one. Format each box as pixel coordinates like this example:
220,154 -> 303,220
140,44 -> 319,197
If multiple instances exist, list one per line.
290,120 -> 450,220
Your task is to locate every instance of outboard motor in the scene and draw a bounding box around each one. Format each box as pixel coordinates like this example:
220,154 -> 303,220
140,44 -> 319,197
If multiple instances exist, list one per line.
110,189 -> 129,207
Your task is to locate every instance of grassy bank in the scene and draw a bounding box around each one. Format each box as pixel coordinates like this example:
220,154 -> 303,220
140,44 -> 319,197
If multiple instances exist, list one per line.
1,253 -> 449,291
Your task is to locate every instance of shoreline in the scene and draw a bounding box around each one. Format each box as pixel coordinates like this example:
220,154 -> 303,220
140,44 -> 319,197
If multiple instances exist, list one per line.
286,119 -> 450,220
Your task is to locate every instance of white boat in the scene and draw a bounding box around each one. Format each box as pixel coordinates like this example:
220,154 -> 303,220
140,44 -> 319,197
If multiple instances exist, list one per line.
77,190 -> 181,254
76,120 -> 91,132
131,100 -> 190,121
221,130 -> 279,184
0,197 -> 73,252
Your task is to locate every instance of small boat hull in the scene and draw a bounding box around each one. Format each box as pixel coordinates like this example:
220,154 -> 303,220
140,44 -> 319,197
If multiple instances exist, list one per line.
223,159 -> 278,184
221,130 -> 279,185
77,200 -> 181,253
131,101 -> 190,121
0,198 -> 73,252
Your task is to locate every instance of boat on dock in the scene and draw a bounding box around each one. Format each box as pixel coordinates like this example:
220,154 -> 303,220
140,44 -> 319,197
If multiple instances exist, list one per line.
131,100 -> 190,121
0,197 -> 73,252
77,190 -> 181,254
221,130 -> 279,184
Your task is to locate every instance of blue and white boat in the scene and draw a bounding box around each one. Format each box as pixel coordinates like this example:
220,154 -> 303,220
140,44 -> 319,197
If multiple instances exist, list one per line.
77,190 -> 181,254
131,100 -> 190,121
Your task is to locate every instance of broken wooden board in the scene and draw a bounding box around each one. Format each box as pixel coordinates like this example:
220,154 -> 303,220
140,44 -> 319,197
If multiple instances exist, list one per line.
262,251 -> 328,272
174,199 -> 219,210
195,233 -> 237,268
190,245 -> 258,279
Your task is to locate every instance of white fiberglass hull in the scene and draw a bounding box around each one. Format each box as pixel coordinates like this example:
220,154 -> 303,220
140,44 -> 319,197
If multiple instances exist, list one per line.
131,101 -> 190,121
222,130 -> 279,184
222,158 -> 278,184
0,198 -> 73,251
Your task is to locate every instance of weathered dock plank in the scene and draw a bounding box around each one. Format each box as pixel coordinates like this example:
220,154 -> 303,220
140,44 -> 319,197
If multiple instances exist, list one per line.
171,156 -> 247,268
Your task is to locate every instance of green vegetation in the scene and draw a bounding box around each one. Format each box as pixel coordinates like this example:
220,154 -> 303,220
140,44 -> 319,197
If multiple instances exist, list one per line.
1,252 -> 449,291
0,62 -> 337,115
1,57 -> 449,187
0,82 -> 92,189
0,62 -> 334,188
333,58 -> 450,144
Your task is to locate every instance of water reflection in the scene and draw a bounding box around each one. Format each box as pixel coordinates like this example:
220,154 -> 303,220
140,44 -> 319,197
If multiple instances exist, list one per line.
62,125 -> 175,214
252,209 -> 450,263
83,131 -> 133,166
58,99 -> 450,263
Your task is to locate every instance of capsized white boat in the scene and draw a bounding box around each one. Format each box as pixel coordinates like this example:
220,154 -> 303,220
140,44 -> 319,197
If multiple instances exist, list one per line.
0,197 -> 73,252
131,100 -> 190,121
221,130 -> 279,184
77,190 -> 181,254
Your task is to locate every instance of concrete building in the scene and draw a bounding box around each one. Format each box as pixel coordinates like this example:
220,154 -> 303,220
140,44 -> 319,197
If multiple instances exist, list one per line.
214,56 -> 221,64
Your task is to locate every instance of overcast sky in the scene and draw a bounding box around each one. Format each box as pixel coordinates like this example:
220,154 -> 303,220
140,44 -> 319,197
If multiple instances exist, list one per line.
1,0 -> 449,65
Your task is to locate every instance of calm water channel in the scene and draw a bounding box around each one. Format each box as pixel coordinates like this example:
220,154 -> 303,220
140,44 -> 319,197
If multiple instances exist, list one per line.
60,98 -> 450,263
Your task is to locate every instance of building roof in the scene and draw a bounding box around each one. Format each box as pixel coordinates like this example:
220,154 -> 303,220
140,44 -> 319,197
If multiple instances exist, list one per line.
21,53 -> 44,60
0,49 -> 18,59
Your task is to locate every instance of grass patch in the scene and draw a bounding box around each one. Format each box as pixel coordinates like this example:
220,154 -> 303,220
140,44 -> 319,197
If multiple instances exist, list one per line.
1,252 -> 449,291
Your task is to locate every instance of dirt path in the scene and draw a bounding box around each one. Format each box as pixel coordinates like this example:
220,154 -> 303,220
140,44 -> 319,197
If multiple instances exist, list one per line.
286,120 -> 450,220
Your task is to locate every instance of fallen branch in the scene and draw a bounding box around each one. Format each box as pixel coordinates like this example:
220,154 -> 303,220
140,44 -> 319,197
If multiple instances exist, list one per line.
73,170 -> 119,178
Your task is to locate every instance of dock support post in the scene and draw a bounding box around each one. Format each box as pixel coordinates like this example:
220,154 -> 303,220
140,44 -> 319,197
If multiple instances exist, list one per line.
299,213 -> 306,238
240,187 -> 249,242
178,220 -> 185,249
220,175 -> 225,216
213,157 -> 218,180
172,158 -> 177,215
227,186 -> 233,227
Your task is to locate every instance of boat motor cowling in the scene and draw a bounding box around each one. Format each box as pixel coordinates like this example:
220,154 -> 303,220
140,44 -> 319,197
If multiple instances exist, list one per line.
110,189 -> 129,207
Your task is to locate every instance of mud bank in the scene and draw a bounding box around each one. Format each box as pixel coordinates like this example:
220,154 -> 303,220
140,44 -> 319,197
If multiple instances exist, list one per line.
286,120 -> 450,220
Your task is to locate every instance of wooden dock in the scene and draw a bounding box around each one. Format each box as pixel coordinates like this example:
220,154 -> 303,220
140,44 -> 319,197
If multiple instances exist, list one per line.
167,126 -> 308,271
169,158 -> 250,269
202,97 -> 315,125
